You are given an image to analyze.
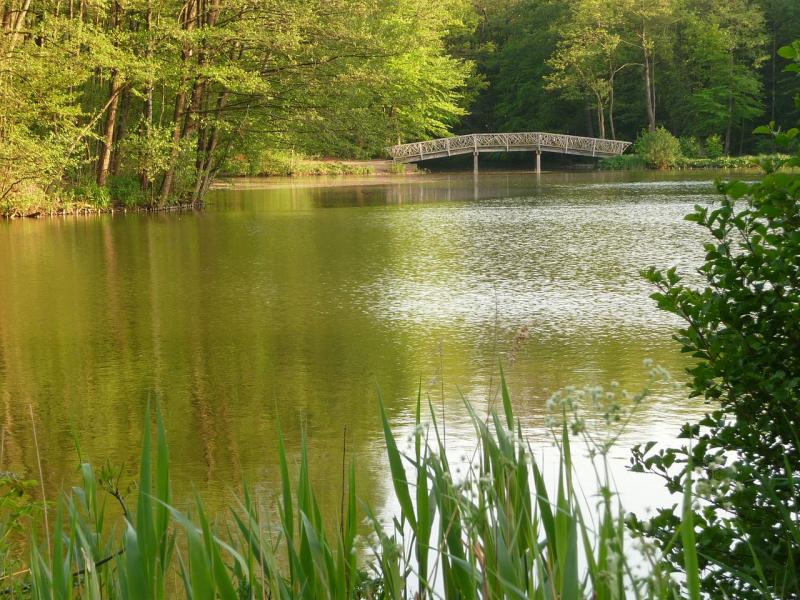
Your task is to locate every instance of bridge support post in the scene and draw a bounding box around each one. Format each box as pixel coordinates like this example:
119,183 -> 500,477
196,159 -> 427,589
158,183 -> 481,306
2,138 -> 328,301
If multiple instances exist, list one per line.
473,151 -> 479,175
536,151 -> 541,174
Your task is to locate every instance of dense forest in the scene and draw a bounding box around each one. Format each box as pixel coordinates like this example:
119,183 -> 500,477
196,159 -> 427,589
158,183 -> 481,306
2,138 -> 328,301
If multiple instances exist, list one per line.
0,0 -> 474,210
459,0 -> 800,151
1,0 -> 798,211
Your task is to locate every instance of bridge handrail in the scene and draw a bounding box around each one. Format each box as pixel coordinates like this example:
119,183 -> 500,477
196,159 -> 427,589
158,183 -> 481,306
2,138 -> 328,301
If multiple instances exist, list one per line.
388,132 -> 631,160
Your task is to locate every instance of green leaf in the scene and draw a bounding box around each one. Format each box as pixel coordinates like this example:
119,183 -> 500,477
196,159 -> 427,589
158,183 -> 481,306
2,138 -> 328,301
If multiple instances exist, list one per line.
682,467 -> 700,600
377,391 -> 417,531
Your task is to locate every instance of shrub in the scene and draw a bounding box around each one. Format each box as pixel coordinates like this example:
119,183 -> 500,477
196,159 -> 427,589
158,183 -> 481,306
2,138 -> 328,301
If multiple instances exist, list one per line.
72,180 -> 111,208
704,133 -> 724,158
598,154 -> 647,170
222,153 -> 254,176
0,183 -> 50,217
256,149 -> 300,175
633,127 -> 683,169
108,175 -> 147,207
630,42 -> 800,599
673,155 -> 779,169
678,135 -> 702,158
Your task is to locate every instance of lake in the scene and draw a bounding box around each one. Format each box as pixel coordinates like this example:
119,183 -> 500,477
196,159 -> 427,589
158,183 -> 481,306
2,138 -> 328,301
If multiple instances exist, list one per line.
0,170 -> 730,522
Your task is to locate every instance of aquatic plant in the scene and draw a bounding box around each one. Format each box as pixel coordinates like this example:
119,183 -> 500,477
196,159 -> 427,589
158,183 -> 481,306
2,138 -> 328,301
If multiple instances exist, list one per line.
4,369 -> 704,599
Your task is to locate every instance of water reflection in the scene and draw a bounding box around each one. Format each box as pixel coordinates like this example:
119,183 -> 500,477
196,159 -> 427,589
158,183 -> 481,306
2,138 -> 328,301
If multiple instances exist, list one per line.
0,170 -> 732,521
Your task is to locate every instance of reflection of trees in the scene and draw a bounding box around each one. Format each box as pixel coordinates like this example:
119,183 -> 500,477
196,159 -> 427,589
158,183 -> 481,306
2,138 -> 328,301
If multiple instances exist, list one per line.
0,173 -> 708,523
0,205 -> 411,518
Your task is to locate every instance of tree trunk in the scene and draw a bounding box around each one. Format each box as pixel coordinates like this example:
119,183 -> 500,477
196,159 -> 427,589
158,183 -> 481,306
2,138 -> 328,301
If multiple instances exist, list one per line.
585,104 -> 595,138
159,0 -> 197,204
140,0 -> 153,192
739,119 -> 746,155
158,91 -> 187,204
110,85 -> 131,176
651,50 -> 656,126
1,4 -> 10,32
182,78 -> 206,143
96,71 -> 122,186
642,26 -> 656,132
643,53 -> 656,131
185,0 -> 222,201
770,22 -> 776,123
162,77 -> 205,204
197,126 -> 232,201
7,0 -> 33,54
609,74 -> 616,140
724,93 -> 734,156
596,99 -> 606,139
191,91 -> 228,203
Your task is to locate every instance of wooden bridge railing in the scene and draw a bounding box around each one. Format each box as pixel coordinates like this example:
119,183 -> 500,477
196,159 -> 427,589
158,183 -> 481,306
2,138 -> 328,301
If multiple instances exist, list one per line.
388,132 -> 631,166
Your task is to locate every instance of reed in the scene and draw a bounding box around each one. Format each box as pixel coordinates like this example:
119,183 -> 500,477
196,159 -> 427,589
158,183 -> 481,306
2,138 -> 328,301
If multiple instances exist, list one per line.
11,374 -> 703,599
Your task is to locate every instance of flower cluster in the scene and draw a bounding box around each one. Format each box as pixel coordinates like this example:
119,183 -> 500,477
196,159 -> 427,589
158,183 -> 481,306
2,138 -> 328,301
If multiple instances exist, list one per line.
544,359 -> 677,457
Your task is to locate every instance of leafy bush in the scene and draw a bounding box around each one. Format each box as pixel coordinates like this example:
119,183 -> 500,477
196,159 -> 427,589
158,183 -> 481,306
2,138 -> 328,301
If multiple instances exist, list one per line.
72,181 -> 111,208
598,154 -> 647,170
254,149 -> 301,175
673,155 -> 774,169
603,152 -> 787,171
0,183 -> 50,217
704,133 -> 724,158
633,127 -> 683,169
108,175 -> 147,207
117,127 -> 178,188
222,153 -> 254,176
678,135 -> 703,158
630,42 -> 800,599
229,150 -> 378,177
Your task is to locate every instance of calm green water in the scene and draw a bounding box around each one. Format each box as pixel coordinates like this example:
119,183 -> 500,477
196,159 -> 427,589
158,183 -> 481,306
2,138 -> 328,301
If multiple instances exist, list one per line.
0,170 -> 727,517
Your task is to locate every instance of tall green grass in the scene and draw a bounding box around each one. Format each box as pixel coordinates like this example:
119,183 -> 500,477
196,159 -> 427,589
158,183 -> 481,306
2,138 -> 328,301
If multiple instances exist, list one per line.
6,375 -> 703,599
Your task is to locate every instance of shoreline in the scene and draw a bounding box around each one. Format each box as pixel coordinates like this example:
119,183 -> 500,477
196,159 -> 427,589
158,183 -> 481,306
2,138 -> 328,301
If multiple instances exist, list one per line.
2,164 -> 767,220
1,200 -> 203,220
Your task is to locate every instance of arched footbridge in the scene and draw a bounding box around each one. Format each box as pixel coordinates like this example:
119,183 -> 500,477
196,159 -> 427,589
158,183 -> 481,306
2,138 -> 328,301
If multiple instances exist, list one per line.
388,132 -> 632,173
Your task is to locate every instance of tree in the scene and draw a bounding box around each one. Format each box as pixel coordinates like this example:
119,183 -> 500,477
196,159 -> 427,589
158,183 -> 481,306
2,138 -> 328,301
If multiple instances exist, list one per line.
630,42 -> 800,598
680,0 -> 767,153
546,0 -> 637,139
0,0 -> 477,212
547,28 -> 615,139
459,0 -> 583,135
756,0 -> 800,149
616,0 -> 676,133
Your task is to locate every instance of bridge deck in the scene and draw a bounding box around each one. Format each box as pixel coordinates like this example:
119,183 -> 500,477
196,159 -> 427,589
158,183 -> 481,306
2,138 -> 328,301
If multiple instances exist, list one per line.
388,132 -> 631,163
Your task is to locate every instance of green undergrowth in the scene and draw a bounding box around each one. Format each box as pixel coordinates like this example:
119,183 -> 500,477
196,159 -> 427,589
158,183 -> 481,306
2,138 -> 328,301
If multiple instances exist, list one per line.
673,154 -> 789,169
1,370 -> 706,599
598,154 -> 647,170
224,149 -> 376,177
599,152 -> 789,171
1,176 -> 198,218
